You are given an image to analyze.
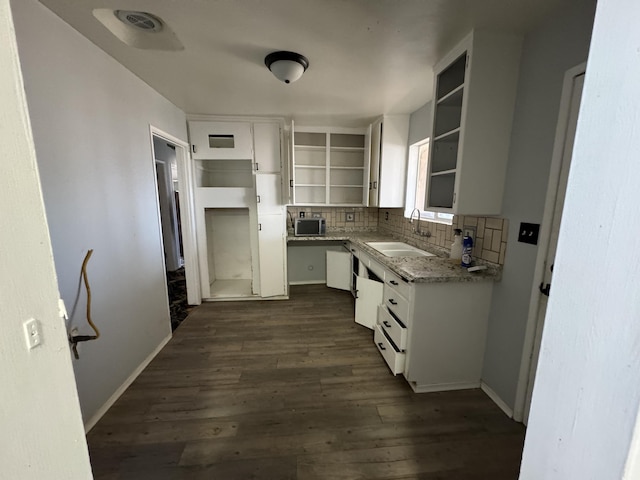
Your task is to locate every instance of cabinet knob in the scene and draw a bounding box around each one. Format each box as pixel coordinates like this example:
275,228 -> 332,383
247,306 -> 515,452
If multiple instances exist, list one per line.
389,280 -> 398,286
383,321 -> 391,328
377,342 -> 386,351
388,299 -> 397,305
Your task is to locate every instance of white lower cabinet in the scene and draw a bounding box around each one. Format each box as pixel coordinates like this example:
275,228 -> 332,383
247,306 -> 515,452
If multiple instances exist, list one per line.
257,214 -> 286,297
354,275 -> 383,329
374,325 -> 406,375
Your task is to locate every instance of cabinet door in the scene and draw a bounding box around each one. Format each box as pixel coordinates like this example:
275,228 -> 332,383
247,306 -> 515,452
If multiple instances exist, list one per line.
326,250 -> 351,291
257,214 -> 286,297
189,121 -> 253,160
378,115 -> 409,207
368,120 -> 381,207
256,173 -> 282,215
355,276 -> 383,329
253,123 -> 282,173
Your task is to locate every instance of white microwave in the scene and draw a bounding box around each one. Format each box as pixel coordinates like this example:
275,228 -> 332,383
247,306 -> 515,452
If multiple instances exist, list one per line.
294,218 -> 326,236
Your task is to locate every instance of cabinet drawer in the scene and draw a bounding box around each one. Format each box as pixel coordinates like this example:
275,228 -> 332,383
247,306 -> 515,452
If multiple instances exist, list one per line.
374,325 -> 405,375
384,270 -> 411,299
383,284 -> 409,323
367,258 -> 385,282
377,305 -> 407,351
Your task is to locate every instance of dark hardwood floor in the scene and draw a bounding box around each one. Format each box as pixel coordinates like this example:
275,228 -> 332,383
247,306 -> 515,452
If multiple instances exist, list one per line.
87,285 -> 525,479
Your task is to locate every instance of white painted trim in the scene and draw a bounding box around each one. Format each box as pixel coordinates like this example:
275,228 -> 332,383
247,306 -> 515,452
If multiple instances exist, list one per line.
186,114 -> 287,125
410,381 -> 480,393
289,280 -> 326,286
481,381 -> 514,418
513,62 -> 587,423
84,333 -> 172,433
150,125 -> 202,306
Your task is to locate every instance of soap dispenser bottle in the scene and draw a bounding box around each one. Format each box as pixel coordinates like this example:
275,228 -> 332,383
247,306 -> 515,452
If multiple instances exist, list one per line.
450,229 -> 463,262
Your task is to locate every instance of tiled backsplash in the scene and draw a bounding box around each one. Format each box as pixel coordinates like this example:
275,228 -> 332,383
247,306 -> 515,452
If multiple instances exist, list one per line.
287,207 -> 378,231
378,209 -> 509,265
286,206 -> 508,265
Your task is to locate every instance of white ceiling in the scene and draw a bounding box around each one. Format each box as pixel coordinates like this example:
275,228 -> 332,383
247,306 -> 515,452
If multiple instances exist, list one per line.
39,0 -> 565,126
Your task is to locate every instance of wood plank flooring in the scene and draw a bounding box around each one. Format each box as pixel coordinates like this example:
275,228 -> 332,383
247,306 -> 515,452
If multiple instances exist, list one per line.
87,285 -> 525,479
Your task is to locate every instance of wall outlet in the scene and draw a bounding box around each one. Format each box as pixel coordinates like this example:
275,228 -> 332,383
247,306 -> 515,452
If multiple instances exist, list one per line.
463,226 -> 477,242
24,318 -> 42,349
299,211 -> 305,218
311,212 -> 322,218
346,212 -> 355,222
385,211 -> 389,221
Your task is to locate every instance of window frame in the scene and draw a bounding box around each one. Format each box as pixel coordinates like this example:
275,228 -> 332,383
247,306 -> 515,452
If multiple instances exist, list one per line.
404,138 -> 453,225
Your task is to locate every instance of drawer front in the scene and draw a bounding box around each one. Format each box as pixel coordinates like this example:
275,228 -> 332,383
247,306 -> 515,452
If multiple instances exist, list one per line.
377,305 -> 407,351
374,325 -> 405,375
383,284 -> 410,323
384,270 -> 412,299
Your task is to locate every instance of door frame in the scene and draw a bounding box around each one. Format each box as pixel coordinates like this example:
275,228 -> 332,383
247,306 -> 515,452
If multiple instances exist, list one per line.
513,62 -> 586,422
150,125 -> 201,305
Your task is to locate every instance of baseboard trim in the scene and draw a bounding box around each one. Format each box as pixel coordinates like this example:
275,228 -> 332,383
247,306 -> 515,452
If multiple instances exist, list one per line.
84,333 -> 172,433
411,381 -> 480,393
481,381 -> 514,418
288,280 -> 326,285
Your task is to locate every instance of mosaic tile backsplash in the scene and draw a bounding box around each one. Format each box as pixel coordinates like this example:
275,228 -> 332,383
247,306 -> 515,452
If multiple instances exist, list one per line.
286,207 -> 508,265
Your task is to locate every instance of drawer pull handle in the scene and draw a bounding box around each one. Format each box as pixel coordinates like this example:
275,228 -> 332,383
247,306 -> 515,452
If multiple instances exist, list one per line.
377,342 -> 386,351
388,299 -> 398,305
389,280 -> 399,286
383,321 -> 391,328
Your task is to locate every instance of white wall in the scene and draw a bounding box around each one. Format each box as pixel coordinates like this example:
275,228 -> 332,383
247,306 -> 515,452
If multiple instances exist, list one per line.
11,0 -> 188,425
0,0 -> 92,476
481,0 -> 596,409
520,0 -> 640,476
407,101 -> 432,146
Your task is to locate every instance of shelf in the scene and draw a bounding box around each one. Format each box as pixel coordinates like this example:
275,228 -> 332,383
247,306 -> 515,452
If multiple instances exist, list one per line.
434,128 -> 460,142
437,84 -> 464,105
329,184 -> 364,188
295,165 -> 325,169
330,146 -> 365,152
295,183 -> 326,187
430,169 -> 457,177
295,145 -> 326,151
329,166 -> 364,170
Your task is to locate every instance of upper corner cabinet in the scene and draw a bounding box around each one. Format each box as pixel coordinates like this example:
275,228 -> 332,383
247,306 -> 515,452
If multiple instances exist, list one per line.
369,115 -> 410,208
188,121 -> 253,160
425,30 -> 522,216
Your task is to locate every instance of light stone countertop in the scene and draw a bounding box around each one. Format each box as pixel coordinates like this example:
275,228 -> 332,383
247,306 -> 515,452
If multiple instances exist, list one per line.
287,230 -> 501,284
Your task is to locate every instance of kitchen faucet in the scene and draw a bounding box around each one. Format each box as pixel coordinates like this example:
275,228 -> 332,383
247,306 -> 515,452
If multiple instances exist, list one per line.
409,208 -> 431,237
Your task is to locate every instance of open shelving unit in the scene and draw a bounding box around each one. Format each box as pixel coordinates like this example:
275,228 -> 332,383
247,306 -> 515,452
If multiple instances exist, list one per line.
292,127 -> 368,205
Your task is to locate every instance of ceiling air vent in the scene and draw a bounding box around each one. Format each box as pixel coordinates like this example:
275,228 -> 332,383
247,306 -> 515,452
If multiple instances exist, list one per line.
115,10 -> 163,32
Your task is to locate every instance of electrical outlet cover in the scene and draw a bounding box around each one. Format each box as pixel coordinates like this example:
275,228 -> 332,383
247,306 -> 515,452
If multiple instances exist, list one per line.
346,213 -> 355,222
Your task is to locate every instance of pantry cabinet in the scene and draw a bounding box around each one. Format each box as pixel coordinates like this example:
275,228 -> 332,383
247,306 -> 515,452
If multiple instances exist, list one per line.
425,29 -> 522,215
291,123 -> 370,206
368,115 -> 410,208
188,118 -> 287,300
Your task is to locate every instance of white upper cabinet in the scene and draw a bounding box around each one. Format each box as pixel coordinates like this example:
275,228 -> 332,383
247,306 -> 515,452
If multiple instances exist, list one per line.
189,121 -> 253,160
291,124 -> 370,206
369,115 -> 410,208
253,122 -> 282,173
425,30 -> 522,215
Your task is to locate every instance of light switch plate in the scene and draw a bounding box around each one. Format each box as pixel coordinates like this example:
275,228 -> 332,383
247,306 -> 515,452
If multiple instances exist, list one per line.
24,318 -> 42,349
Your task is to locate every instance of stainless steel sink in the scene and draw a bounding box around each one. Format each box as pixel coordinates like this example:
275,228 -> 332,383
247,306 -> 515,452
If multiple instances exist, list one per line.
366,241 -> 435,258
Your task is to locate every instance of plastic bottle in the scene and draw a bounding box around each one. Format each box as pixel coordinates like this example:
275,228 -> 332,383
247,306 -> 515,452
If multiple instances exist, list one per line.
450,229 -> 463,262
461,235 -> 473,268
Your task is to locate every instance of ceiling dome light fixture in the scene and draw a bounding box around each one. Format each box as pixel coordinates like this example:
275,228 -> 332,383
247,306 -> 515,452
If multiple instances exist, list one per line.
265,51 -> 309,84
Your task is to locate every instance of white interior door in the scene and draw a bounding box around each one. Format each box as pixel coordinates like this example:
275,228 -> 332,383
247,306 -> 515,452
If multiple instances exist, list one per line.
355,276 -> 383,329
524,72 -> 584,423
326,250 -> 351,291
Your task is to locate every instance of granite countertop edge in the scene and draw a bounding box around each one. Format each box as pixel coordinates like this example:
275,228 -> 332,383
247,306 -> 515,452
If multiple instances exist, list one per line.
287,230 -> 501,284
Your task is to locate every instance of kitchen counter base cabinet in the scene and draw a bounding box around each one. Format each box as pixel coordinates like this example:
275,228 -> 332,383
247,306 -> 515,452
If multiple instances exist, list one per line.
403,281 -> 493,393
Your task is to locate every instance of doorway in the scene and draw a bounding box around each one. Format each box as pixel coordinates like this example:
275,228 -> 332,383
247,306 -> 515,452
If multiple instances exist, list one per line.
150,127 -> 201,329
514,63 -> 586,423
